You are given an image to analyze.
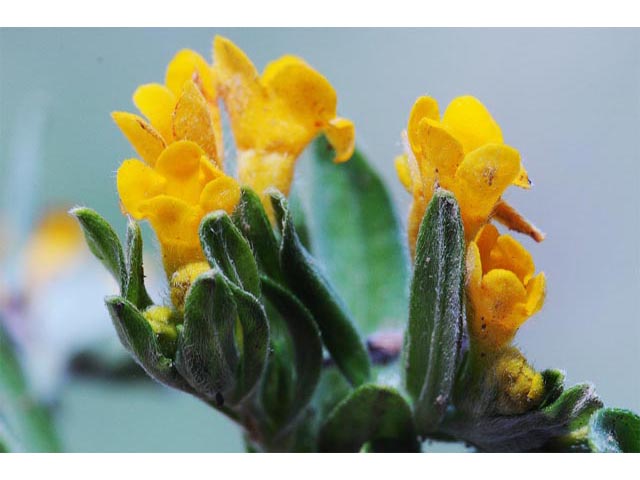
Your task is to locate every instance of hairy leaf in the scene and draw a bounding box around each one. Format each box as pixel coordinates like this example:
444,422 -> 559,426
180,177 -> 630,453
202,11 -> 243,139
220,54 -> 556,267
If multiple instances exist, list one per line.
405,189 -> 465,434
270,191 -> 370,387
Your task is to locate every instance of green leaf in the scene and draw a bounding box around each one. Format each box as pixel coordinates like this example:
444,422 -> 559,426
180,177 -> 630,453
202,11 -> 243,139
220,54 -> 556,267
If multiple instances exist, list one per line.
105,296 -> 189,392
175,270 -> 239,404
588,408 -> 640,453
270,191 -> 370,387
404,189 -> 465,434
302,137 -> 409,333
123,218 -> 153,309
261,276 -> 323,428
200,211 -> 260,297
232,187 -> 282,282
318,384 -> 419,452
176,270 -> 269,406
228,282 -> 270,405
0,322 -> 60,452
70,207 -> 125,288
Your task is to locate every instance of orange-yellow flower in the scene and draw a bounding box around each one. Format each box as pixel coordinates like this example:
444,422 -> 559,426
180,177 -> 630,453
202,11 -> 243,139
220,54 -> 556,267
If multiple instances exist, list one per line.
116,141 -> 240,277
396,95 -> 543,254
112,49 -> 224,167
466,224 -> 546,352
213,36 -> 355,202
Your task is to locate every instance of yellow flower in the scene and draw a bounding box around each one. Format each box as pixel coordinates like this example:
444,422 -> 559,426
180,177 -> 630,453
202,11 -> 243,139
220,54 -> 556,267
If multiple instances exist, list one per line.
112,49 -> 224,167
24,209 -> 84,287
116,140 -> 240,277
213,35 -> 355,202
396,95 -> 544,253
466,224 -> 546,352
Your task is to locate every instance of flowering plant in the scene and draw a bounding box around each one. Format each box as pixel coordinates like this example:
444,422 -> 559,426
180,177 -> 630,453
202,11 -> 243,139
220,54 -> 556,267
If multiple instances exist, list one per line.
16,35 -> 633,452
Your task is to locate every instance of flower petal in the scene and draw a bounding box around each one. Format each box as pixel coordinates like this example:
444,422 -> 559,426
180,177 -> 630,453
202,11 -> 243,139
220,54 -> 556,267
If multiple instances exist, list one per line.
453,144 -> 521,235
138,195 -> 205,275
407,96 -> 440,155
415,118 -> 464,189
394,154 -> 412,192
472,268 -> 529,349
133,83 -> 176,142
513,164 -> 532,189
442,96 -> 503,153
525,272 -> 546,316
172,80 -> 220,166
487,234 -> 536,284
199,176 -> 241,214
474,223 -> 500,274
154,141 -> 207,204
111,111 -> 166,166
116,159 -> 166,218
325,117 -> 355,163
263,55 -> 337,125
166,49 -> 216,101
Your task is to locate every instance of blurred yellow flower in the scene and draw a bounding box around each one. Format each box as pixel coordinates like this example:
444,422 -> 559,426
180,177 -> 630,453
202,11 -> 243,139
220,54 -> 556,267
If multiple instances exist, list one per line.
396,95 -> 543,253
466,224 -> 546,351
213,36 -> 355,202
112,49 -> 224,167
25,209 -> 84,287
116,141 -> 240,277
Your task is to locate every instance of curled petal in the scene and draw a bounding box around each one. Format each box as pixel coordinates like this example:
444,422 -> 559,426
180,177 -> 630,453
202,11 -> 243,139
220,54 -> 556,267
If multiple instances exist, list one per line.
407,95 -> 440,155
111,111 -> 166,166
172,81 -> 220,165
116,159 -> 166,218
442,95 -> 503,153
263,55 -> 337,127
214,35 -> 262,117
133,83 -> 176,142
199,176 -> 241,214
394,154 -> 412,192
487,234 -> 536,285
474,223 -> 500,273
525,272 -> 546,316
325,117 -> 355,163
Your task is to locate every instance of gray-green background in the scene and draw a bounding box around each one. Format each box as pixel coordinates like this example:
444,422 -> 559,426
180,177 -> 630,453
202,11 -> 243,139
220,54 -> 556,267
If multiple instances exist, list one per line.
1,28 -> 638,452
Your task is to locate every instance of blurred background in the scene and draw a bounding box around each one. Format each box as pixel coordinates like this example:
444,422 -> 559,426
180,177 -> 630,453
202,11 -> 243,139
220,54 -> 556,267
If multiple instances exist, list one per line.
0,28 -> 638,452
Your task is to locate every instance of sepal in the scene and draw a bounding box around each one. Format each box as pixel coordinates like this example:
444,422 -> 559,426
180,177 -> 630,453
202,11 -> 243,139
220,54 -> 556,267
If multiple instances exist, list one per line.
105,296 -> 190,392
124,217 -> 154,309
70,207 -> 125,288
175,269 -> 268,407
200,210 -> 260,297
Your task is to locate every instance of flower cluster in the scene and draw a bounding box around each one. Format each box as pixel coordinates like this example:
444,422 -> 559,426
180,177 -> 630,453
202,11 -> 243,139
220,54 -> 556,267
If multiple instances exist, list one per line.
397,95 -> 547,412
112,37 -> 354,283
